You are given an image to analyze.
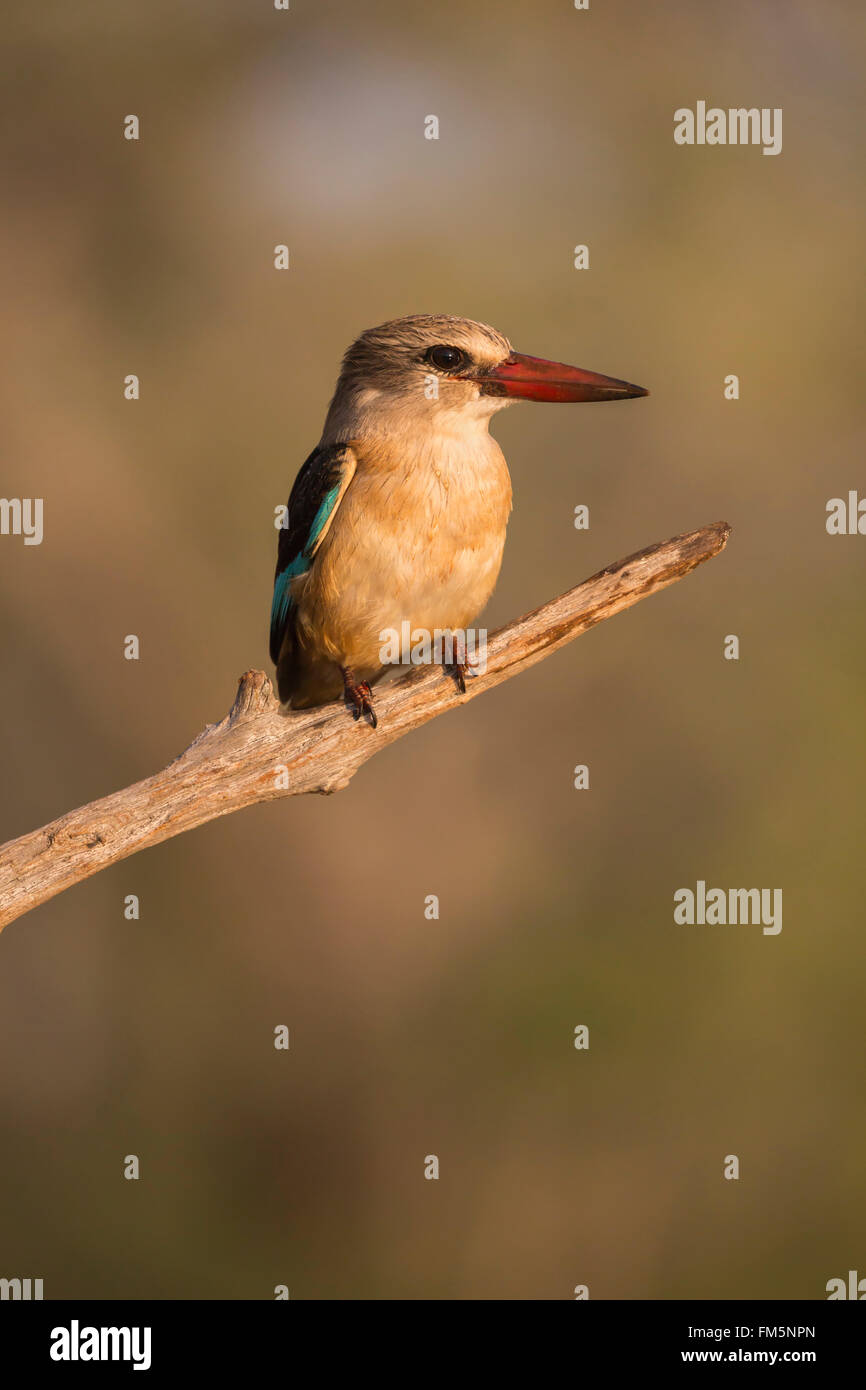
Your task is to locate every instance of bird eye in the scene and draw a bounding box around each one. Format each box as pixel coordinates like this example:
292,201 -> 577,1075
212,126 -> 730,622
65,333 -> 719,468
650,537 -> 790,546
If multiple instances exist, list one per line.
425,345 -> 467,372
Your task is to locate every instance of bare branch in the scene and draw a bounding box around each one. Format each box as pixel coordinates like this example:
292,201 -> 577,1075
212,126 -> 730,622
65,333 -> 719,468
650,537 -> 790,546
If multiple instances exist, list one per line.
0,521 -> 730,930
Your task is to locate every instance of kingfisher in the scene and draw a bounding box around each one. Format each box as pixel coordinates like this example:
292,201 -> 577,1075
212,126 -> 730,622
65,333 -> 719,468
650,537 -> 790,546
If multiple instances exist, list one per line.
270,315 -> 647,726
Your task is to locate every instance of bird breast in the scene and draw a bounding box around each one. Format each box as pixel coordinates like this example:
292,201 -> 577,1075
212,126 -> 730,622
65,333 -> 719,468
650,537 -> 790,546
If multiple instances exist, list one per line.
298,430 -> 513,670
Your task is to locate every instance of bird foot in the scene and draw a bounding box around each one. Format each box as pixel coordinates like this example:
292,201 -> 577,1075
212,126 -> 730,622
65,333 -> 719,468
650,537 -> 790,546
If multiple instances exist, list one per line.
341,669 -> 378,728
443,640 -> 479,695
446,663 -> 475,694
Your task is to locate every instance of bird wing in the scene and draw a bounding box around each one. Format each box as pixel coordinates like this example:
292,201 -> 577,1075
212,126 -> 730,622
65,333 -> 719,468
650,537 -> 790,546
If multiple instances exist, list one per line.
269,442 -> 357,665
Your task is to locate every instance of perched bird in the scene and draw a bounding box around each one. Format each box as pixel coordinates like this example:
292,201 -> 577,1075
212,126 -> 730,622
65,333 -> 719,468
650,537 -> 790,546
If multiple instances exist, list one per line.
270,315 -> 647,725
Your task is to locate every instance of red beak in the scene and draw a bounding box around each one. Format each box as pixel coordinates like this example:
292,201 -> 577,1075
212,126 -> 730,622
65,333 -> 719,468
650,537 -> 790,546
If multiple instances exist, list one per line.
479,352 -> 648,403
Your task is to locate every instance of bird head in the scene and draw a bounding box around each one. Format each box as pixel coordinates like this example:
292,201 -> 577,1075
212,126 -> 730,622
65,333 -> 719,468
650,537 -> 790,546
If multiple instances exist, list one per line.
323,314 -> 648,440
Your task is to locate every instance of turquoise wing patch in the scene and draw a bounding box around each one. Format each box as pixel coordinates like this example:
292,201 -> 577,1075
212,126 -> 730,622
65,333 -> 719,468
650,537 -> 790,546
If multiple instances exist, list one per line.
269,553 -> 307,643
269,446 -> 356,665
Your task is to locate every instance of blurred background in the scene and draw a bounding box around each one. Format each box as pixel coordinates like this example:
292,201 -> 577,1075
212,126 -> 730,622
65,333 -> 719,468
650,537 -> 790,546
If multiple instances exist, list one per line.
1,0 -> 864,1299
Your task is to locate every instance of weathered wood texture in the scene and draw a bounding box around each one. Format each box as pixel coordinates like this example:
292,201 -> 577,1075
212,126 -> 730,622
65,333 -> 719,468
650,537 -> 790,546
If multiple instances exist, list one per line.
0,522 -> 730,930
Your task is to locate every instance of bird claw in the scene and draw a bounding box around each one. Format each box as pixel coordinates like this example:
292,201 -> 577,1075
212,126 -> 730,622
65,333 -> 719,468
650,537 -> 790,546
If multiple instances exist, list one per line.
444,659 -> 479,695
341,671 -> 378,728
442,631 -> 480,695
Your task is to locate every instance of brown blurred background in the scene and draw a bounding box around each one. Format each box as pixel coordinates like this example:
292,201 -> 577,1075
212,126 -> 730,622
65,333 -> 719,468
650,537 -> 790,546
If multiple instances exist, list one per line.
1,0 -> 864,1299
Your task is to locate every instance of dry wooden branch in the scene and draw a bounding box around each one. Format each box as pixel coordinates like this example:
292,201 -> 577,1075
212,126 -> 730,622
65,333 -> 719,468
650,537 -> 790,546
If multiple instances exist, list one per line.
0,521 -> 730,931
